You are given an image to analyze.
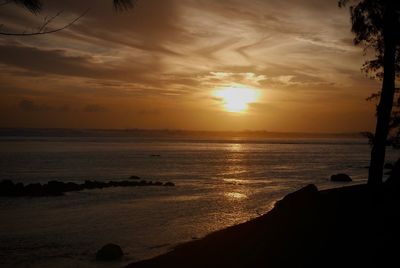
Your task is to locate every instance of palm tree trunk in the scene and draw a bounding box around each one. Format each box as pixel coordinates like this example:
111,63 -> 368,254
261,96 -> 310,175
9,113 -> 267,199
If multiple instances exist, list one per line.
368,1 -> 397,185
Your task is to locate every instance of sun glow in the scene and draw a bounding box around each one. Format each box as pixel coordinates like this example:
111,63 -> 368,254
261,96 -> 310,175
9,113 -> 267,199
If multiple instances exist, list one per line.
214,86 -> 260,113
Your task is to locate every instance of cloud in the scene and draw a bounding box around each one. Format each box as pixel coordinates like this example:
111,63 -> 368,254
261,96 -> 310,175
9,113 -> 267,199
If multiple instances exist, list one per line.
83,104 -> 108,112
0,43 -> 182,96
0,0 -> 359,95
19,99 -> 70,112
199,71 -> 267,87
136,109 -> 160,116
0,44 -> 101,78
0,0 -> 378,131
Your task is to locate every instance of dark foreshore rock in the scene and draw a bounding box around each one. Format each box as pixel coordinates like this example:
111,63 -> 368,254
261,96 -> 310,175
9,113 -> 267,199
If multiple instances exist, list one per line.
24,183 -> 43,196
274,184 -> 319,210
139,180 -> 149,186
42,180 -> 66,196
96,243 -> 123,261
0,177 -> 175,197
65,182 -> 82,191
15,182 -> 24,195
330,173 -> 352,182
125,174 -> 400,268
0,180 -> 15,196
129,175 -> 141,180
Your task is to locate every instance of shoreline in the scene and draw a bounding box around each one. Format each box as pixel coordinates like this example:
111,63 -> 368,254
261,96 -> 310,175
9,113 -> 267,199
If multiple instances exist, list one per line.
125,161 -> 400,268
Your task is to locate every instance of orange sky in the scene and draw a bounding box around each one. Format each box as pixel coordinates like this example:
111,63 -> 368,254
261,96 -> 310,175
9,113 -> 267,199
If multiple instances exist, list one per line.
0,0 -> 380,132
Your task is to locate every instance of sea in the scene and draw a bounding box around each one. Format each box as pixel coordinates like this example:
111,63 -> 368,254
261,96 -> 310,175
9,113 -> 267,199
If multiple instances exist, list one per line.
0,133 -> 398,267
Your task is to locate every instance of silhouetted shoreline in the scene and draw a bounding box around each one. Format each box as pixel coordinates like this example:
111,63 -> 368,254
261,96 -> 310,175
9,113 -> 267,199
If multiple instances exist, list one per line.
126,161 -> 400,268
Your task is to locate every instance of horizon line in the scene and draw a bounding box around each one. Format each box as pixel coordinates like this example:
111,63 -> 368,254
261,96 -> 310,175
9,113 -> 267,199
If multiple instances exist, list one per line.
0,127 -> 367,136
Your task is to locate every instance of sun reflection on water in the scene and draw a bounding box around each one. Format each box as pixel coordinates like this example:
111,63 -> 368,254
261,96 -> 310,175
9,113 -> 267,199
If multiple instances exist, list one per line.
224,192 -> 248,200
223,178 -> 247,185
228,143 -> 243,152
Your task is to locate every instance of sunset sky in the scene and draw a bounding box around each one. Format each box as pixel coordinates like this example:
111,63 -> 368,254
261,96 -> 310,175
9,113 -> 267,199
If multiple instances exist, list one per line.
0,0 -> 380,132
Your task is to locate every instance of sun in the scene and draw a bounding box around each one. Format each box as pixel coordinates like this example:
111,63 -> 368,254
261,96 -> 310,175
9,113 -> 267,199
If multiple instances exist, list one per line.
214,85 -> 260,113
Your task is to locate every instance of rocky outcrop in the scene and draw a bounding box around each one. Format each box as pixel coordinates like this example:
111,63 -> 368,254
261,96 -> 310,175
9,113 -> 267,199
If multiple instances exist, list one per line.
125,181 -> 400,268
0,178 -> 175,197
96,243 -> 123,261
275,184 -> 319,210
330,173 -> 352,182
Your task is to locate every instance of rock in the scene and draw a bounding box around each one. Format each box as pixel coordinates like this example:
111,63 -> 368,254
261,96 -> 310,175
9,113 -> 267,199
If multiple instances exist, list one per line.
96,243 -> 123,261
331,173 -> 352,182
139,180 -> 149,186
24,183 -> 43,196
42,181 -> 65,196
0,180 -> 16,196
1,178 -> 174,197
275,184 -> 319,210
14,182 -> 24,196
129,175 -> 141,180
65,182 -> 81,191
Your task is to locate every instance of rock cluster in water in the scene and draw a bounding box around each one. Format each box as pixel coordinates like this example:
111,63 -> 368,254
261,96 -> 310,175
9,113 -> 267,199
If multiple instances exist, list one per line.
0,177 -> 175,197
96,243 -> 124,261
330,173 -> 352,182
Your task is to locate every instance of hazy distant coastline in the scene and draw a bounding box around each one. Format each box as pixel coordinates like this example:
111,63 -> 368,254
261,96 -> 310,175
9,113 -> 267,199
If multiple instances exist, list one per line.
0,128 -> 364,139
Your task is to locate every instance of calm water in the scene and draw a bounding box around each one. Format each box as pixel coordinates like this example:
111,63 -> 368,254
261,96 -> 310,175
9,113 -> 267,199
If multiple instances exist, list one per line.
0,136 -> 397,267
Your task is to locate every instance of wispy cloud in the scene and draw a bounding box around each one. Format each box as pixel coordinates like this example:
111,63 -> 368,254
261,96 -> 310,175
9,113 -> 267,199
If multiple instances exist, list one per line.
0,0 -> 378,131
19,99 -> 70,112
83,104 -> 108,113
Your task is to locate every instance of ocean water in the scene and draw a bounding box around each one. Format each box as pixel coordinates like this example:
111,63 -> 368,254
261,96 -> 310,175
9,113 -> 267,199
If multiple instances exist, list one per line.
0,136 -> 398,267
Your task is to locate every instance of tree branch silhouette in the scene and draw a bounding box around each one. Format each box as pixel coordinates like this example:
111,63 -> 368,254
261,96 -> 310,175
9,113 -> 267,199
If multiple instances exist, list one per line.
0,9 -> 89,36
0,0 -> 136,36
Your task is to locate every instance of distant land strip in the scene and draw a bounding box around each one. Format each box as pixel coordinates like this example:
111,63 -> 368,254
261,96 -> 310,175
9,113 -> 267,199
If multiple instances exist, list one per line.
0,128 -> 364,139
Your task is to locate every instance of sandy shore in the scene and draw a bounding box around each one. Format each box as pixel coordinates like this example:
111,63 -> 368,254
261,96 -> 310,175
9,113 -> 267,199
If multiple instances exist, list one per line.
126,161 -> 400,268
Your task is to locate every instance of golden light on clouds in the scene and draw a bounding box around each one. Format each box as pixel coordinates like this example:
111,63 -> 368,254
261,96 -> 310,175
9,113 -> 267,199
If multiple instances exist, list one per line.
214,85 -> 260,113
0,0 -> 379,131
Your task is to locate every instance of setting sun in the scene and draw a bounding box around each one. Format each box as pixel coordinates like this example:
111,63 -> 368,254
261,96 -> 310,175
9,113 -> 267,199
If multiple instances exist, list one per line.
214,86 -> 260,113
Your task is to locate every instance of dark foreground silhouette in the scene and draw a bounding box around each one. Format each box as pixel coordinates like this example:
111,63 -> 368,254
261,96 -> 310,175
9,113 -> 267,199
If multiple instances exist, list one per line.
0,178 -> 175,197
127,161 -> 400,268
